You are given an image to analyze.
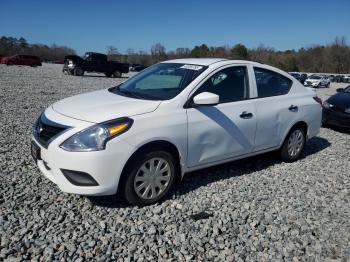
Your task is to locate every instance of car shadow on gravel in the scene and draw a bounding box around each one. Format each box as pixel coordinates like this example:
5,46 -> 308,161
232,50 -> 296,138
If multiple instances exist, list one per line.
323,125 -> 350,135
175,136 -> 331,196
88,136 -> 330,208
87,195 -> 130,208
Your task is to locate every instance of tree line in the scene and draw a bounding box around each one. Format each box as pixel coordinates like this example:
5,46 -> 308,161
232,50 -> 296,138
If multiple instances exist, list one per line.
1,36 -> 349,73
0,36 -> 75,61
111,37 -> 350,74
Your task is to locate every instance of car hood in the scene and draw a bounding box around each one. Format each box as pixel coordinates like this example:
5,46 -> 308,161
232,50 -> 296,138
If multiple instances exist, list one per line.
327,92 -> 350,110
52,89 -> 161,123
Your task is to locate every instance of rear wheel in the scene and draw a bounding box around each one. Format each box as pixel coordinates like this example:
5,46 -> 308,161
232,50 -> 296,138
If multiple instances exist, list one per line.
280,127 -> 306,162
112,70 -> 122,78
74,67 -> 84,76
121,151 -> 177,206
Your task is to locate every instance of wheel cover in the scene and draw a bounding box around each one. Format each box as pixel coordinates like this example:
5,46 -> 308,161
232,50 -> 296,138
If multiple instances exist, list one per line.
287,130 -> 304,157
134,157 -> 171,200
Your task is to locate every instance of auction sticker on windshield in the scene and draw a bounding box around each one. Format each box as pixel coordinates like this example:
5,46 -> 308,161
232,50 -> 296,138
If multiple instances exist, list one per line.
180,64 -> 203,70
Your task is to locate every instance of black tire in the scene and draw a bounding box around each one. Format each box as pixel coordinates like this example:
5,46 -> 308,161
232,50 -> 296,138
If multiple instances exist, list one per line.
112,70 -> 122,78
280,126 -> 306,162
327,83 -> 330,88
74,67 -> 84,76
105,73 -> 112,77
121,150 -> 177,206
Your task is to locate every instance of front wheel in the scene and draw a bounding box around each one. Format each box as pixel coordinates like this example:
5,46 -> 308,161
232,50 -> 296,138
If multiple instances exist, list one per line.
74,67 -> 84,76
280,127 -> 306,162
112,70 -> 122,78
122,151 -> 177,206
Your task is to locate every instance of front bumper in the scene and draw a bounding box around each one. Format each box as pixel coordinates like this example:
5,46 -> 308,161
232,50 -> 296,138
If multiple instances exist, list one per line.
31,108 -> 134,196
322,108 -> 350,128
62,64 -> 75,74
304,82 -> 320,87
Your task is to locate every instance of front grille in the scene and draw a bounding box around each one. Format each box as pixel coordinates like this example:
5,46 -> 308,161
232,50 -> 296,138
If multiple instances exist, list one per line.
33,113 -> 70,148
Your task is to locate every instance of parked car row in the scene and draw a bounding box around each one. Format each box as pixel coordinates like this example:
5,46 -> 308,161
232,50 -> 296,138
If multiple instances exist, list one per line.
327,74 -> 350,83
289,72 -> 350,85
289,72 -> 308,84
0,54 -> 42,66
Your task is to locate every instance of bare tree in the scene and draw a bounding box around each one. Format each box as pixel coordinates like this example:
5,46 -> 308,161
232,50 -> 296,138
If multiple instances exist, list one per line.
106,45 -> 119,55
175,48 -> 190,58
106,45 -> 121,61
151,43 -> 166,62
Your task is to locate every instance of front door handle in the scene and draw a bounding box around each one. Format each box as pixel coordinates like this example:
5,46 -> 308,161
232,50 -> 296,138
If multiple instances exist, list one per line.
289,105 -> 298,111
240,111 -> 253,119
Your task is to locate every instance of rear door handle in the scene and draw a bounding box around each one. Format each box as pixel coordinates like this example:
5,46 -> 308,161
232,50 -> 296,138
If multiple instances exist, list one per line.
240,111 -> 253,119
289,105 -> 298,111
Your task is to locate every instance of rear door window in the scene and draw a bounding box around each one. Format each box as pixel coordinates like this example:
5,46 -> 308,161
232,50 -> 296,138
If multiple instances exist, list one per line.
254,67 -> 292,98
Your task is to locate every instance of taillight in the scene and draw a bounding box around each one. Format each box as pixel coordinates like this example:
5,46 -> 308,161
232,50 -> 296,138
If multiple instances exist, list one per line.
313,96 -> 323,106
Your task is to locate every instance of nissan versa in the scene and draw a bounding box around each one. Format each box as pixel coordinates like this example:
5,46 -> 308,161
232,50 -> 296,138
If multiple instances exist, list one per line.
31,59 -> 322,205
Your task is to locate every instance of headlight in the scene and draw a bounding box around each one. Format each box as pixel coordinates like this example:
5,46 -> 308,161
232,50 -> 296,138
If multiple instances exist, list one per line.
323,101 -> 334,109
60,118 -> 133,152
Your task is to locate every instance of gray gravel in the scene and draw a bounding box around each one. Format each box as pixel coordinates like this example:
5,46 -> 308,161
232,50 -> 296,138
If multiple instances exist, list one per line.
0,64 -> 349,261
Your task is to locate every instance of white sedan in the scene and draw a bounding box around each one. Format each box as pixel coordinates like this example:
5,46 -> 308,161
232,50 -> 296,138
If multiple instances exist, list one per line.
31,58 -> 322,205
304,75 -> 330,88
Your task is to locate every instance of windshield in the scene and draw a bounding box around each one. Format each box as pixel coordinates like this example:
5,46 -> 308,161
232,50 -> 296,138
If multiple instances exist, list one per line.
344,85 -> 350,93
109,63 -> 207,100
309,75 -> 321,79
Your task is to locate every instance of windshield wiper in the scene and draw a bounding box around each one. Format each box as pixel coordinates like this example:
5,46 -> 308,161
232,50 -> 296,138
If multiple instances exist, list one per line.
116,87 -> 146,99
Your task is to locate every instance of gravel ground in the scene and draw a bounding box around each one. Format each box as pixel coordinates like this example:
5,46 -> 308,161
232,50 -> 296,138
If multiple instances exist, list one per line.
0,64 -> 349,261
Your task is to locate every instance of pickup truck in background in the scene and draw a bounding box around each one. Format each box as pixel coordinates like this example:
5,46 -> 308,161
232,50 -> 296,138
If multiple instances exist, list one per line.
63,52 -> 129,77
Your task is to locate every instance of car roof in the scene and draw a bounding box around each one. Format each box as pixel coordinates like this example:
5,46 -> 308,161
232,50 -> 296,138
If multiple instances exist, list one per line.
162,58 -> 229,66
85,52 -> 106,56
162,58 -> 262,66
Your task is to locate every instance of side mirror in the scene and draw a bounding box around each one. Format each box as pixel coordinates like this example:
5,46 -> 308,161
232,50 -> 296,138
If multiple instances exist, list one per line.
336,88 -> 344,92
193,92 -> 219,106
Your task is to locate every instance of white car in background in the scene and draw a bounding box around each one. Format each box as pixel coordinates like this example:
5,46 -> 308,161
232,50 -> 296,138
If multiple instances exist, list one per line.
304,75 -> 330,88
343,75 -> 350,83
31,58 -> 322,205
